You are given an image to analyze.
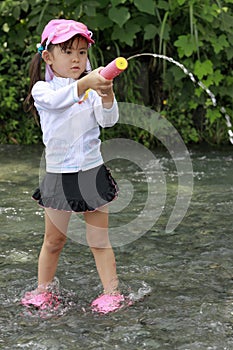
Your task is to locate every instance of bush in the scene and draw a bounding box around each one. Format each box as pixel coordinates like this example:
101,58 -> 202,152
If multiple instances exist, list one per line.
0,0 -> 233,145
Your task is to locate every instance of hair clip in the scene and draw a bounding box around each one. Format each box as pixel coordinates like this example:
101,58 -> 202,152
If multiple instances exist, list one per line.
37,43 -> 44,56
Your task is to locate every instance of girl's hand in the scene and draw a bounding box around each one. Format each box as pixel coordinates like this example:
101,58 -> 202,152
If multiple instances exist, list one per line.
78,68 -> 115,108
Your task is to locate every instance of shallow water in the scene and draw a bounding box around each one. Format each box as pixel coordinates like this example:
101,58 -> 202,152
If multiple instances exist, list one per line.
0,144 -> 233,350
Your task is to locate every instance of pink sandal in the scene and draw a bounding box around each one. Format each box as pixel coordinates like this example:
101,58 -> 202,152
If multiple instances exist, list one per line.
91,293 -> 127,314
21,290 -> 60,310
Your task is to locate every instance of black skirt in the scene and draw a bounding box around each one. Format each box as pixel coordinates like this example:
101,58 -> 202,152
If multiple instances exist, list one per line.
32,164 -> 119,212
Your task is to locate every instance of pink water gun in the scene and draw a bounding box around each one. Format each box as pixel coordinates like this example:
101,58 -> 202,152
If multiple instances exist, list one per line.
100,57 -> 128,80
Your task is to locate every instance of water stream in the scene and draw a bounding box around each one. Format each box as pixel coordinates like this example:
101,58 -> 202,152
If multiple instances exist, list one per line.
1,144 -> 233,349
127,53 -> 233,144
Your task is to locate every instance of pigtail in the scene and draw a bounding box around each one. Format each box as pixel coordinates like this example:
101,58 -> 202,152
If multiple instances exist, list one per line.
24,52 -> 43,123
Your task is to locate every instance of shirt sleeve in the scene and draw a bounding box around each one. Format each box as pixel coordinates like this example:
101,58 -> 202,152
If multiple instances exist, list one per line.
32,81 -> 84,111
93,94 -> 119,128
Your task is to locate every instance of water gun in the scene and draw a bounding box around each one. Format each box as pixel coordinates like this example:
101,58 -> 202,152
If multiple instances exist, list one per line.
79,57 -> 128,104
100,57 -> 128,80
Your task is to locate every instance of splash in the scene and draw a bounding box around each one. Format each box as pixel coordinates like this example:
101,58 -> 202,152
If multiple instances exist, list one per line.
127,53 -> 233,144
20,278 -> 76,319
127,281 -> 152,302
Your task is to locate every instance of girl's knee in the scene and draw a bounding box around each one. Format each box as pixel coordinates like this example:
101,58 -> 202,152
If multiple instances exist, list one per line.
44,234 -> 66,254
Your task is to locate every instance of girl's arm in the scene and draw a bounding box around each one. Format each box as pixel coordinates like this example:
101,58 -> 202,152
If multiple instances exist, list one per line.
78,69 -> 115,109
32,81 -> 87,110
100,89 -> 114,109
32,68 -> 116,112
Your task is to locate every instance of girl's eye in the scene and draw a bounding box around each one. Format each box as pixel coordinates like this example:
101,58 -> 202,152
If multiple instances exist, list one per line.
80,50 -> 87,55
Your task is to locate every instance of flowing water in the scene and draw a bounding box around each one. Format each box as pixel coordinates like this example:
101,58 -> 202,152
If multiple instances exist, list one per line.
0,144 -> 233,349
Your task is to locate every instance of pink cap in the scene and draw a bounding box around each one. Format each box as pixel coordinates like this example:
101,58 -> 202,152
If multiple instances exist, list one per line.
41,19 -> 95,48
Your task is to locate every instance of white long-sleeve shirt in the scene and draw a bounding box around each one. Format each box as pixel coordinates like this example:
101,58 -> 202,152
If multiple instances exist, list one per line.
32,76 -> 119,173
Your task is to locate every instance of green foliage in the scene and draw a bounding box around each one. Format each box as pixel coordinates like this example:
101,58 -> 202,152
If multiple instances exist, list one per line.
0,0 -> 233,145
149,0 -> 233,145
0,42 -> 40,144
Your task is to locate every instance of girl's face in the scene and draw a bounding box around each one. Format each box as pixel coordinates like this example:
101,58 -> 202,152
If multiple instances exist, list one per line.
43,37 -> 88,80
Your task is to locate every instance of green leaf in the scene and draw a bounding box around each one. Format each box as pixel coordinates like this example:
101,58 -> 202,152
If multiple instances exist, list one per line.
203,69 -> 224,87
206,109 -> 221,124
111,0 -> 127,6
169,65 -> 186,81
112,21 -> 140,46
84,4 -> 97,16
194,60 -> 213,80
210,34 -> 229,54
86,14 -> 112,30
74,4 -> 82,18
226,46 -> 233,60
174,35 -> 196,57
98,0 -> 110,8
21,0 -> 29,12
109,6 -> 131,27
219,13 -> 233,31
133,0 -> 155,15
227,33 -> 233,45
188,100 -> 198,110
157,0 -> 169,10
177,0 -> 186,5
12,6 -> 21,20
144,24 -> 158,40
83,1 -> 100,17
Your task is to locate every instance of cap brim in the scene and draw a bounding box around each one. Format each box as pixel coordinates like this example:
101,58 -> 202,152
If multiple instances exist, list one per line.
51,30 -> 95,45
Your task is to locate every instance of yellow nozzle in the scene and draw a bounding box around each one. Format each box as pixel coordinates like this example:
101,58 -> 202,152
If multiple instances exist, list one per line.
115,57 -> 128,71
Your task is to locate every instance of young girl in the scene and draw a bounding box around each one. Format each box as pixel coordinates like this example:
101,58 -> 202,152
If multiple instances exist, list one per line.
21,19 -> 124,314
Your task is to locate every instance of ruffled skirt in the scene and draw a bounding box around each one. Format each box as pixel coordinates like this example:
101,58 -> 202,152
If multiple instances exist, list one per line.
32,164 -> 118,212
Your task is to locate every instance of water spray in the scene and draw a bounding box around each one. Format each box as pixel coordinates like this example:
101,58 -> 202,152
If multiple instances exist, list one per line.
127,53 -> 233,144
99,54 -> 232,144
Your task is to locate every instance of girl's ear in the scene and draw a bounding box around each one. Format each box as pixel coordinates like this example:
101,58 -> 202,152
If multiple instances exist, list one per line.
42,50 -> 53,65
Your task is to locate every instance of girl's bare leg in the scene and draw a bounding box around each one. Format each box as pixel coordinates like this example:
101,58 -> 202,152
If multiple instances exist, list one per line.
38,208 -> 71,289
84,206 -> 119,294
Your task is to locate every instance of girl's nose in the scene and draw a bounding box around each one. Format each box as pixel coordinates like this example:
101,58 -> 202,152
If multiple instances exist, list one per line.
72,54 -> 80,62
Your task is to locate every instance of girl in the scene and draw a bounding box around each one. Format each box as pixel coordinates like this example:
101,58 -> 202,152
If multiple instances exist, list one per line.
21,19 -> 124,314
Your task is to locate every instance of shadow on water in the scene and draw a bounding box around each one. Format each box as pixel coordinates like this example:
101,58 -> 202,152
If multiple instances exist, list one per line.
1,144 -> 233,349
